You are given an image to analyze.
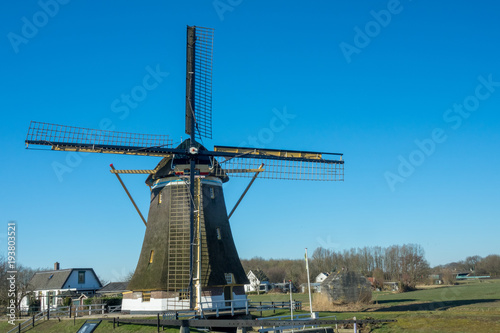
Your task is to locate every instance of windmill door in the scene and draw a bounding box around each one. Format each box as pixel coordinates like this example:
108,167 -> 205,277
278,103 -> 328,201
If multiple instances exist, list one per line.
223,286 -> 232,307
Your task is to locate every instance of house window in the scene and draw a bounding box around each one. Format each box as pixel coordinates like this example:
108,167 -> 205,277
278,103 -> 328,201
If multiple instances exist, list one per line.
224,273 -> 234,284
210,187 -> 215,199
216,228 -> 221,240
47,291 -> 55,306
142,291 -> 151,302
149,250 -> 154,264
78,271 -> 85,284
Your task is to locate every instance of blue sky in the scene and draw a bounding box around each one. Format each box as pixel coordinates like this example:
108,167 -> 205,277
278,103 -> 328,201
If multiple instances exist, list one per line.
1,0 -> 499,282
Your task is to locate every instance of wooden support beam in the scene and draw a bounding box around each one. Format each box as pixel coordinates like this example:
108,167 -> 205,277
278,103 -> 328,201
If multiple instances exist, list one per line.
228,163 -> 264,219
110,164 -> 147,226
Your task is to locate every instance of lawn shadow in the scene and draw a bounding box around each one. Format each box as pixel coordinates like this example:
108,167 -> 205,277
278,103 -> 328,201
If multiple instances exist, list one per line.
374,299 -> 500,312
373,299 -> 416,304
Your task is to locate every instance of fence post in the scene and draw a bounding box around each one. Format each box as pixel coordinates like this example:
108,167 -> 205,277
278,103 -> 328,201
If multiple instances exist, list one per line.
47,307 -> 50,321
113,317 -> 116,329
18,322 -> 21,333
260,302 -> 262,317
272,301 -> 275,314
353,316 -> 357,333
102,304 -> 105,315
180,320 -> 190,333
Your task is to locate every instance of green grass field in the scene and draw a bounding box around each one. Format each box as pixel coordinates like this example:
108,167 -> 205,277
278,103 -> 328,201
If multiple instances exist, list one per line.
249,279 -> 500,332
1,279 -> 499,332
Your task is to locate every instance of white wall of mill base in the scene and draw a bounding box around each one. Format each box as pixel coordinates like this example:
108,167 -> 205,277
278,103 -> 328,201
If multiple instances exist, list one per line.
122,293 -> 248,313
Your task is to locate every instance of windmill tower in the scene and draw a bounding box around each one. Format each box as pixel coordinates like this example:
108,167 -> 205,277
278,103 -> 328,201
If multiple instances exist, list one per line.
25,26 -> 344,313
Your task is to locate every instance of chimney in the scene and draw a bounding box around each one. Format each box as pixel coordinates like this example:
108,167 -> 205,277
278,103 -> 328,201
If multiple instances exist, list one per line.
54,262 -> 60,270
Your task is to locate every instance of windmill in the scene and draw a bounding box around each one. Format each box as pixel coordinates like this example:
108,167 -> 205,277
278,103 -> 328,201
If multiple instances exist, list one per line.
25,26 -> 344,313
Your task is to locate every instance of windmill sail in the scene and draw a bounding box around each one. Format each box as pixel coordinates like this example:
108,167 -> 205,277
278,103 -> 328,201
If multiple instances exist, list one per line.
25,121 -> 173,156
185,26 -> 214,140
211,146 -> 344,181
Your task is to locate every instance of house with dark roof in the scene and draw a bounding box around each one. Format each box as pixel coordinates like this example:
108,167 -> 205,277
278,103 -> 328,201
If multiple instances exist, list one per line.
96,282 -> 129,296
244,269 -> 272,293
20,262 -> 102,311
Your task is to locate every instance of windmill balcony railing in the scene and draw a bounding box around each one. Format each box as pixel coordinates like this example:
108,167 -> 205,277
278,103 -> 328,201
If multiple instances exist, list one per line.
198,299 -> 301,318
199,298 -> 249,318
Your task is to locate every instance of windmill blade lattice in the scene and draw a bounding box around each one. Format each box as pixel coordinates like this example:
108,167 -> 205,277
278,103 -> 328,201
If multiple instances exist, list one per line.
214,156 -> 343,181
210,145 -> 343,181
185,26 -> 214,140
25,121 -> 173,156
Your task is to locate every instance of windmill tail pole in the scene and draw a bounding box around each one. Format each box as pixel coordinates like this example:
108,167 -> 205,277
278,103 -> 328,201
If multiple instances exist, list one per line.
110,164 -> 147,226
228,163 -> 265,219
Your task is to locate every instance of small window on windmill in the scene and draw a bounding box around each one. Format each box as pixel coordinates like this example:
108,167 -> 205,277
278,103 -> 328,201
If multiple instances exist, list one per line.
179,290 -> 189,300
142,291 -> 151,302
158,192 -> 162,204
210,187 -> 215,199
216,228 -> 221,240
149,250 -> 154,264
224,273 -> 234,284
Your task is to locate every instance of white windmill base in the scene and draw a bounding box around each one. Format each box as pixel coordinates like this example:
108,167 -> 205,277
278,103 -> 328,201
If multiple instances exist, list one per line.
122,291 -> 248,314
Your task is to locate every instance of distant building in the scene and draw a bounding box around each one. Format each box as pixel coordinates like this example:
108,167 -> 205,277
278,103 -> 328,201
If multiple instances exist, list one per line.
315,272 -> 329,283
96,282 -> 130,297
454,272 -> 471,279
273,282 -> 297,293
383,281 -> 399,292
20,262 -> 102,312
244,269 -> 272,293
300,282 -> 322,293
428,274 -> 443,285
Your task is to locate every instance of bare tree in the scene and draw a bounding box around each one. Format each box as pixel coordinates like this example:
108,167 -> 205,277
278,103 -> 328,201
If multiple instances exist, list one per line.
476,255 -> 500,277
464,255 -> 482,272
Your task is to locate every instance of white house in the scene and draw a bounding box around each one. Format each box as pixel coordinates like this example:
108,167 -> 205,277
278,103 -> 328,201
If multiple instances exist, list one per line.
244,270 -> 272,293
315,272 -> 329,283
21,262 -> 102,311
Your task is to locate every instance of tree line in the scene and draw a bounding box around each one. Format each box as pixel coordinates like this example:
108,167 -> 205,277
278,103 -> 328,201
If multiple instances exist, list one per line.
242,243 -> 430,290
242,244 -> 500,291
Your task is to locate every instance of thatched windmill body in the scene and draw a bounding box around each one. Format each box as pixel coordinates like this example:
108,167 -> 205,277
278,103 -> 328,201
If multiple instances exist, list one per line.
25,26 -> 344,313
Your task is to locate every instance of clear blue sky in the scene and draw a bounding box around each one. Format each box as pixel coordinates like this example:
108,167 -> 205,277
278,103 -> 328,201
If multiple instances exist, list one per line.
1,0 -> 499,282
